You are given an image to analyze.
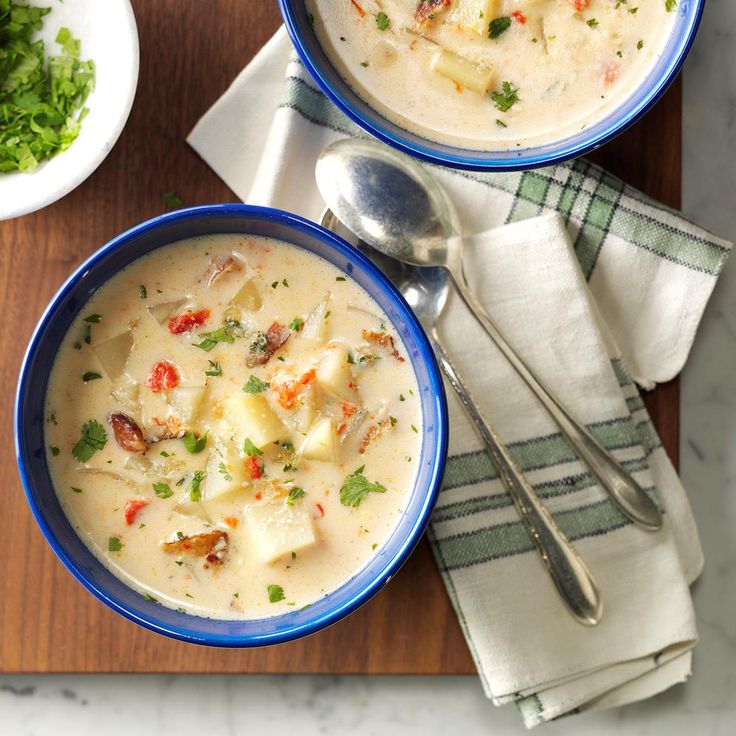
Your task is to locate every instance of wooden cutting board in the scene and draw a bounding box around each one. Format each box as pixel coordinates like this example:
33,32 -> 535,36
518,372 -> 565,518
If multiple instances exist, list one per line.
0,0 -> 681,674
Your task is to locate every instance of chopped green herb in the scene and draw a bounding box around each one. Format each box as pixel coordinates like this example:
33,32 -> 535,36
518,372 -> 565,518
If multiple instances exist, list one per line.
50,446 -> 60,456
142,593 -> 158,603
496,119 -> 507,128
289,317 -> 303,332
163,191 -> 183,209
586,18 -> 599,27
153,482 -> 173,499
282,278 -> 289,287
267,584 -> 285,603
175,559 -> 183,566
82,371 -> 102,382
629,6 -> 639,13
399,394 -> 405,401
71,419 -> 107,462
139,284 -> 147,299
335,276 -> 346,281
176,531 -> 185,539
665,0 -> 676,12
360,61 -> 369,68
283,463 -> 295,473
271,280 -> 278,289
411,424 -> 418,433
376,11 -> 390,30
244,374 -> 270,393
188,470 -> 206,502
185,593 -> 194,599
0,14 -> 94,174
72,341 -> 82,350
48,412 -> 58,425
233,591 -> 239,598
340,465 -> 387,508
84,313 -> 101,323
183,431 -> 208,454
83,324 -> 91,345
372,543 -> 378,550
389,416 -> 397,427
218,462 -> 233,482
176,476 -> 186,486
194,326 -> 234,352
243,437 -> 263,457
488,16 -> 511,39
205,360 -> 222,377
286,487 -> 306,506
108,536 -> 123,552
70,486 -> 82,494
282,442 -> 295,453
160,450 -> 170,457
491,81 -> 519,112
637,39 -> 644,49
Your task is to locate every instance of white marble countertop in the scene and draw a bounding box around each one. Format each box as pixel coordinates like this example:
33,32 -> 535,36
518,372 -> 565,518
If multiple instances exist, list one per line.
3,5 -> 736,734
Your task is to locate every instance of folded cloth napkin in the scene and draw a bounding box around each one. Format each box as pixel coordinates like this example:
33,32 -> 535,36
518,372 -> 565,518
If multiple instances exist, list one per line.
188,28 -> 732,727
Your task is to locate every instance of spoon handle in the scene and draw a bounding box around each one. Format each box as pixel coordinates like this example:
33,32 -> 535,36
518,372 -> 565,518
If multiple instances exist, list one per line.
449,272 -> 662,532
429,328 -> 602,626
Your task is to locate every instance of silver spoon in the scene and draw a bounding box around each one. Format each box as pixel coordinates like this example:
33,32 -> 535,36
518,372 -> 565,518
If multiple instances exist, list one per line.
316,138 -> 662,532
322,208 -> 603,625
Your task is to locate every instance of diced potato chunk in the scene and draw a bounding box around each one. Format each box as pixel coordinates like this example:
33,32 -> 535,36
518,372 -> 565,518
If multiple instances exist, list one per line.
220,394 -> 285,447
110,374 -> 139,413
316,343 -> 353,399
201,439 -> 246,502
299,417 -> 336,462
148,298 -> 187,324
430,49 -> 494,95
245,496 -> 316,563
231,279 -> 261,311
169,385 -> 207,425
93,331 -> 133,380
448,0 -> 498,34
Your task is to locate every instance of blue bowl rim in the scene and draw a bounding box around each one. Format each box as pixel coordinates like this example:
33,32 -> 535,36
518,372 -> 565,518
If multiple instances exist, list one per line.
278,0 -> 705,172
14,203 -> 449,647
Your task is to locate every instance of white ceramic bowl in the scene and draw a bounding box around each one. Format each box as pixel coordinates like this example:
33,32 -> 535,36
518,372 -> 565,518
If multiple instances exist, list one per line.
0,0 -> 139,220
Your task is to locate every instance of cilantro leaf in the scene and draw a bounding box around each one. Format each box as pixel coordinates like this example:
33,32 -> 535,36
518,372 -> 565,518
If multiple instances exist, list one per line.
163,191 -> 183,209
267,584 -> 285,603
71,419 -> 107,462
339,465 -> 387,508
153,482 -> 173,499
243,374 -> 269,393
376,11 -> 390,30
182,430 -> 208,454
286,487 -> 306,506
243,437 -> 263,457
108,536 -> 123,552
193,326 -> 234,351
488,16 -> 511,39
188,470 -> 205,502
491,81 -> 520,112
218,462 -> 233,482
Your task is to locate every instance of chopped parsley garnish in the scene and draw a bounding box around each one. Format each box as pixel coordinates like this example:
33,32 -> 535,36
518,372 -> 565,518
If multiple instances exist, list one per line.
243,437 -> 263,457
491,81 -> 519,112
70,486 -> 82,494
50,446 -> 60,456
389,416 -> 397,427
205,360 -> 222,377
188,470 -> 206,502
0,13 -> 94,174
160,450 -> 170,457
194,326 -> 234,352
339,465 -> 387,508
108,536 -> 123,552
243,374 -> 269,393
637,39 -> 644,49
665,0 -> 677,11
267,584 -> 285,603
71,419 -> 107,462
289,317 -> 303,332
488,16 -> 511,39
153,482 -> 173,499
183,430 -> 208,454
82,371 -> 102,382
376,11 -> 390,30
84,313 -> 101,323
286,487 -> 306,506
142,593 -> 158,603
335,276 -> 346,281
496,119 -> 507,128
282,278 -> 289,287
163,191 -> 183,209
83,324 -> 91,344
399,393 -> 405,401
586,18 -> 599,27
139,284 -> 147,299
411,424 -> 418,433
218,462 -> 233,482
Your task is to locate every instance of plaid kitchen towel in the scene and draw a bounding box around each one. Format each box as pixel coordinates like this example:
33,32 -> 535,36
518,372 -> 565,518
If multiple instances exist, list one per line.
188,27 -> 732,727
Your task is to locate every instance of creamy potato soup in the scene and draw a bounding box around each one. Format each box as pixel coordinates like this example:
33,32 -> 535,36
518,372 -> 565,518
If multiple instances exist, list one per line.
45,235 -> 423,618
307,0 -> 677,149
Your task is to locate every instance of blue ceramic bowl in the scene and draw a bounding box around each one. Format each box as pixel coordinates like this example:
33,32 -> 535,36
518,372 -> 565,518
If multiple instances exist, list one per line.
279,0 -> 704,171
14,204 -> 448,647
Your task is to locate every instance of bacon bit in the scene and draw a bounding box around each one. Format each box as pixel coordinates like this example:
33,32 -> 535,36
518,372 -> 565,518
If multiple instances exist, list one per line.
206,256 -> 242,287
414,0 -> 451,25
162,530 -> 229,566
359,417 -> 395,454
149,416 -> 186,441
350,0 -> 366,17
109,413 -> 147,452
147,360 -> 180,392
275,369 -> 316,410
247,321 -> 290,367
604,61 -> 620,86
315,502 -> 325,518
511,10 -> 527,23
124,498 -> 149,525
454,82 -> 463,93
224,516 -> 239,529
168,309 -> 210,335
570,0 -> 589,10
361,330 -> 405,362
341,402 -> 358,418
246,456 -> 263,480
300,369 -> 316,385
254,492 -> 263,501
336,421 -> 347,436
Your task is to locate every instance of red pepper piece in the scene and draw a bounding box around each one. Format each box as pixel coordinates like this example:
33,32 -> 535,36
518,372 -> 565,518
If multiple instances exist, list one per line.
124,498 -> 149,525
168,309 -> 210,335
147,360 -> 180,392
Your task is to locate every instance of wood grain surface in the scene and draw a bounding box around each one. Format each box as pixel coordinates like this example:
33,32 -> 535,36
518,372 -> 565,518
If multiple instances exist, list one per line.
0,0 -> 681,674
